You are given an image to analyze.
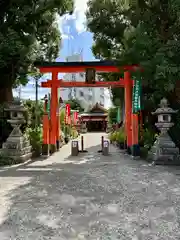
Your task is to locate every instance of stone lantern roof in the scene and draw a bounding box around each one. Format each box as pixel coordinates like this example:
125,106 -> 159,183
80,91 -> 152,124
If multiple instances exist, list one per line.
152,98 -> 177,115
5,99 -> 26,112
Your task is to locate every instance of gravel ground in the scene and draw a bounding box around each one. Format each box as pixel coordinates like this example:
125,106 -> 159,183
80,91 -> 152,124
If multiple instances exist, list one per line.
0,133 -> 180,239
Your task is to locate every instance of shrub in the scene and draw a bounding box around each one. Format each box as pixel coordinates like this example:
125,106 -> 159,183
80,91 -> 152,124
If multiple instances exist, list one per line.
140,147 -> 149,159
109,131 -> 117,142
71,127 -> 78,139
116,131 -> 125,143
143,128 -> 156,150
116,127 -> 125,143
0,151 -> 21,166
60,109 -> 65,131
23,99 -> 44,129
108,107 -> 118,124
26,127 -> 42,157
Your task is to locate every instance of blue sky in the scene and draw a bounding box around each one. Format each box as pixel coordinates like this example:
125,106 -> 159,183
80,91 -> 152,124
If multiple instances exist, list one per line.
14,0 -> 96,100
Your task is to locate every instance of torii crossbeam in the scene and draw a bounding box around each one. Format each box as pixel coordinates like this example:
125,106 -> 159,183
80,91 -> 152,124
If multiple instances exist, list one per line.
35,60 -> 141,154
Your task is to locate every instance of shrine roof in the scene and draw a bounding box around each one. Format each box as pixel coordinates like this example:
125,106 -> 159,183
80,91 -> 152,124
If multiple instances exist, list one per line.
90,102 -> 107,112
80,113 -> 108,117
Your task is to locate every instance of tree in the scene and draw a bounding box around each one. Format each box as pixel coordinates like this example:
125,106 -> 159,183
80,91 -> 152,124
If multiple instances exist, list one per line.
86,0 -> 180,107
65,99 -> 84,112
0,0 -> 73,103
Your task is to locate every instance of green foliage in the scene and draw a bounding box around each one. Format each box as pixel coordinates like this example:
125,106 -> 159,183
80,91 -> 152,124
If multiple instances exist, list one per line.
65,99 -> 84,112
109,127 -> 125,143
0,104 -> 12,146
70,127 -> 78,139
109,131 -> 117,142
86,0 -> 180,105
115,128 -> 125,143
23,100 -> 43,156
0,0 -> 74,102
0,152 -> 21,166
139,147 -> 149,159
60,109 -> 65,131
169,108 -> 180,148
141,128 -> 156,150
26,127 -> 42,156
108,107 -> 118,124
23,99 -> 44,129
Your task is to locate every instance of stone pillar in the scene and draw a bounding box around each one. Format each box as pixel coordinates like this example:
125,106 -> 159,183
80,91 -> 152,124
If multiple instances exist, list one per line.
148,98 -> 180,165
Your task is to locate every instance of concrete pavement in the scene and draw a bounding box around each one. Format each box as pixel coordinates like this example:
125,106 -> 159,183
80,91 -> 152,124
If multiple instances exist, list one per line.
0,133 -> 180,239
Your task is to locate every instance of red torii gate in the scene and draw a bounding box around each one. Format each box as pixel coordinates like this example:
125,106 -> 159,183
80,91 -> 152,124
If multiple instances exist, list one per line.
34,60 -> 141,153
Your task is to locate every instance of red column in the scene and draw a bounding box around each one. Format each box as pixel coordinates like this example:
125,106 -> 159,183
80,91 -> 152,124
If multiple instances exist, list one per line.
56,88 -> 60,144
50,71 -> 58,145
131,113 -> 139,145
124,71 -> 132,147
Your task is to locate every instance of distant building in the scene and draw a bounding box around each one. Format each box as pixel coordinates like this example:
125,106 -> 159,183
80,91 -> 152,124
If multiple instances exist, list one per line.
59,54 -> 112,111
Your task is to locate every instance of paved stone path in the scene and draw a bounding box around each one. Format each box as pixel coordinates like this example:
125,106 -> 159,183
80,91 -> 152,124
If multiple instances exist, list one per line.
0,132 -> 180,239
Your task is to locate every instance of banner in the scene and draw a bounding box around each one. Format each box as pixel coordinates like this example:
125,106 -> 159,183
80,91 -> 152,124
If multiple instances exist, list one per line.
65,104 -> 71,124
68,115 -> 71,125
116,107 -> 121,123
73,111 -> 78,124
132,79 -> 141,114
65,104 -> 70,116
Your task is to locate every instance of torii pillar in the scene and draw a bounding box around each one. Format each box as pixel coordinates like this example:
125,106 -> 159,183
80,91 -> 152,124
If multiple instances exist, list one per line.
124,71 -> 132,150
124,71 -> 139,153
49,71 -> 60,153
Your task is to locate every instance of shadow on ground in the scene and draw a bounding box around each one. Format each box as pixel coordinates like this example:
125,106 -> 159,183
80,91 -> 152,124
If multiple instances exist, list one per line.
0,143 -> 180,239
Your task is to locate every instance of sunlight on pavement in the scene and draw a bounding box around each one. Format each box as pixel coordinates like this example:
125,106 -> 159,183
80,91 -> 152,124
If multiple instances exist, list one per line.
0,133 -> 180,239
16,168 -> 63,172
0,177 -> 32,225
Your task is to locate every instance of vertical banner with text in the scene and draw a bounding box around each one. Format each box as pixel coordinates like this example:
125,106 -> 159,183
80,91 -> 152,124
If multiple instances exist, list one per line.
65,104 -> 71,124
132,79 -> 141,114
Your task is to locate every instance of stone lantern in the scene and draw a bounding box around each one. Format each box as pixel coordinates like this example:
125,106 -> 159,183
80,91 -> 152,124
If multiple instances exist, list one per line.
2,99 -> 32,162
148,98 -> 180,165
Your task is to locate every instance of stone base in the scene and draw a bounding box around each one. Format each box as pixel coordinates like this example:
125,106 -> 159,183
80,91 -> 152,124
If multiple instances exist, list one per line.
127,146 -> 131,155
148,133 -> 180,165
19,152 -> 32,162
151,155 -> 180,165
131,144 -> 140,157
56,140 -> 60,151
42,144 -> 49,156
2,133 -> 32,161
9,152 -> 32,163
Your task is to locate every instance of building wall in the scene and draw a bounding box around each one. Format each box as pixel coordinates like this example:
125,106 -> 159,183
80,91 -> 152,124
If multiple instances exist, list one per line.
104,88 -> 113,109
59,54 -> 108,111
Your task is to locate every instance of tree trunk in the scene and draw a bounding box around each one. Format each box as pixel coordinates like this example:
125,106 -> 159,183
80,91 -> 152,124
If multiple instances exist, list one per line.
0,85 -> 13,104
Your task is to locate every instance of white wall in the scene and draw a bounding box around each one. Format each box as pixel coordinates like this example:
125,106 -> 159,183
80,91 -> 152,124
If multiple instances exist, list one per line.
59,54 -> 112,110
104,88 -> 113,109
61,54 -> 96,111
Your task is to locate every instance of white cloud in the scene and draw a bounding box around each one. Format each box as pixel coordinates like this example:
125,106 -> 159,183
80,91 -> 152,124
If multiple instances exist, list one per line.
61,34 -> 74,39
73,0 -> 88,33
57,0 -> 88,38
